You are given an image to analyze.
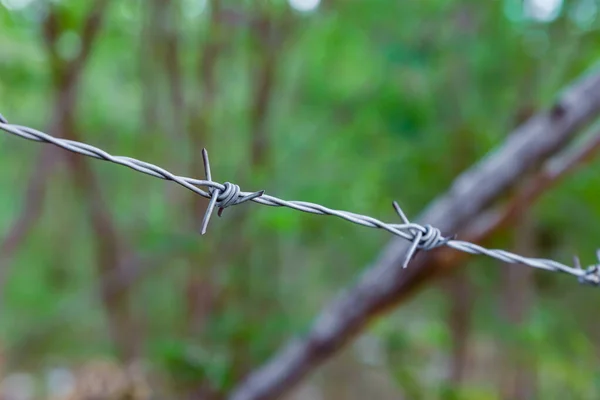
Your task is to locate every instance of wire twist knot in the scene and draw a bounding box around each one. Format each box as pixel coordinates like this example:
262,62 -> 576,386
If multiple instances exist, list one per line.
416,224 -> 446,251
392,201 -> 455,269
211,182 -> 242,209
579,266 -> 600,286
199,149 -> 265,234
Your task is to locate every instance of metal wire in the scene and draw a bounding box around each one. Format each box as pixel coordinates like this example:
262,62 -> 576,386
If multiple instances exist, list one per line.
1,113 -> 599,286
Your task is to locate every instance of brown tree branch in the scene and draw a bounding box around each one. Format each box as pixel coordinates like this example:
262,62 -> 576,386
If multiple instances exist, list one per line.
223,8 -> 286,383
40,0 -> 138,360
385,129 -> 600,346
248,14 -> 279,170
499,174 -> 538,400
42,0 -> 110,86
183,0 -> 224,338
68,0 -> 110,78
0,149 -> 58,301
162,0 -> 185,139
182,6 -> 231,397
0,0 -> 112,299
139,0 -> 162,136
63,149 -> 138,360
187,0 -> 224,224
228,68 -> 600,400
460,130 -> 600,244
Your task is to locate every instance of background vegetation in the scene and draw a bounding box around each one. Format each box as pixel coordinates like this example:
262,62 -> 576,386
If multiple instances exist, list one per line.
1,0 -> 600,399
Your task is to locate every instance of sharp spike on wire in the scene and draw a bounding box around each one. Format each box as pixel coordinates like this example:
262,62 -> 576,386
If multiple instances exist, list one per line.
573,255 -> 582,270
245,190 -> 266,202
392,201 -> 410,225
440,233 -> 458,246
202,148 -> 212,182
392,201 -> 421,268
403,230 -> 422,269
200,147 -> 219,234
200,192 -> 219,235
0,113 -> 7,123
217,189 -> 265,217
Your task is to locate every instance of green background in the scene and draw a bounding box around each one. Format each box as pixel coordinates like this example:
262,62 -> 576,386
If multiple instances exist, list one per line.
1,0 -> 600,398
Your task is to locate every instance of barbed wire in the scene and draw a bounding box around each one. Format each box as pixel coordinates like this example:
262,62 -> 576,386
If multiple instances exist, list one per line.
1,113 -> 599,286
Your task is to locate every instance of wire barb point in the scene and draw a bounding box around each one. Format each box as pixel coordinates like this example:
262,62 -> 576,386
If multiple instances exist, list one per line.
199,149 -> 266,233
202,148 -> 212,182
392,201 -> 422,269
200,194 -> 219,235
200,148 -> 219,234
573,255 -> 582,270
392,201 -> 410,225
392,201 -> 455,269
574,250 -> 600,286
579,266 -> 600,286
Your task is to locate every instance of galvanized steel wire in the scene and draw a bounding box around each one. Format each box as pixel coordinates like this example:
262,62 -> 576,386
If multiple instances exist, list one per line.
1,113 -> 599,286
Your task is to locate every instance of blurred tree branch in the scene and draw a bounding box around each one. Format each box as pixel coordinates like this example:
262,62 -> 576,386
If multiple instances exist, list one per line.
229,6 -> 284,382
182,1 -> 228,397
229,68 -> 600,400
0,149 -> 58,301
161,0 -> 185,140
218,5 -> 298,385
139,0 -> 162,136
499,181 -> 538,400
0,0 -> 111,291
391,125 -> 600,311
444,125 -> 477,388
40,0 -> 141,361
43,0 -> 110,89
248,10 -> 287,170
183,0 -> 225,337
187,0 -> 225,224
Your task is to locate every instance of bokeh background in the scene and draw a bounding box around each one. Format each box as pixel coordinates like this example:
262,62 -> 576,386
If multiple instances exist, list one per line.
2,0 -> 600,399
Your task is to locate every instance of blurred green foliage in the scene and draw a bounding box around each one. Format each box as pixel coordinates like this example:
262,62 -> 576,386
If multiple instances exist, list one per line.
1,0 -> 600,398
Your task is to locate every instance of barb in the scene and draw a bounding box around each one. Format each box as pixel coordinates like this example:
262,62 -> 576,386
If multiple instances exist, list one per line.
199,148 -> 265,234
392,201 -> 454,269
574,250 -> 600,286
1,115 -> 599,285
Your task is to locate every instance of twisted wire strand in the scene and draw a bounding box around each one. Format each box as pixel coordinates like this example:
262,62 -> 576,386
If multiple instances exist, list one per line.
1,114 -> 599,286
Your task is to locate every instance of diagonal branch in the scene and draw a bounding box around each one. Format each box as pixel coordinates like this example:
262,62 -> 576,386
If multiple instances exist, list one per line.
392,128 -> 600,304
67,0 -> 110,78
228,68 -> 600,400
462,131 -> 600,244
42,0 -> 110,87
